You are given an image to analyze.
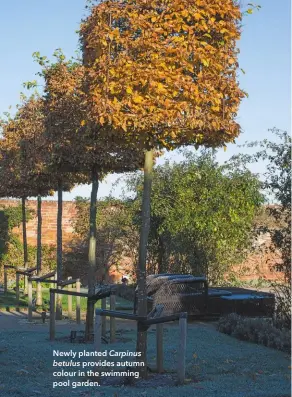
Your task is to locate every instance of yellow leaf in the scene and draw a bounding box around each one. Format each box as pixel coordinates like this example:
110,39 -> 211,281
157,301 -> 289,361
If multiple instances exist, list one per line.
133,94 -> 143,104
126,87 -> 133,95
211,105 -> 220,112
157,83 -> 164,92
99,116 -> 105,125
224,146 -> 227,152
80,120 -> 86,126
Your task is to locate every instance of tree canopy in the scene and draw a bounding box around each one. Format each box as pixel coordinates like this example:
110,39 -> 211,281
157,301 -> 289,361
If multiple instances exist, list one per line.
80,0 -> 245,148
123,150 -> 264,283
0,95 -> 54,198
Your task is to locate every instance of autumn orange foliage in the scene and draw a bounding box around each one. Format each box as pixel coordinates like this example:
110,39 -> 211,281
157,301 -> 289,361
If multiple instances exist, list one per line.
0,96 -> 54,198
39,55 -> 145,175
81,0 -> 245,149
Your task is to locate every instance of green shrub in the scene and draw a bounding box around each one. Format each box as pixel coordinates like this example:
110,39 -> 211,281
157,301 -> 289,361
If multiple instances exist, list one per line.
217,313 -> 291,353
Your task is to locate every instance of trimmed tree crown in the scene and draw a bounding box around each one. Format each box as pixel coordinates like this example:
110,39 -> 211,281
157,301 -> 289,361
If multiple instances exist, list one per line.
37,54 -> 146,175
80,0 -> 245,149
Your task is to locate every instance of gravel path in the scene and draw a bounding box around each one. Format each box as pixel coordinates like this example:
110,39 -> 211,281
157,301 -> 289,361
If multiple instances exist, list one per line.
0,311 -> 290,397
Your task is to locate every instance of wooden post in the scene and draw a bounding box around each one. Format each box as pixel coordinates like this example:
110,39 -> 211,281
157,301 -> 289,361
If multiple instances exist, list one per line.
28,278 -> 33,322
67,277 -> 72,320
101,298 -> 106,337
85,169 -> 99,342
56,290 -> 63,320
50,275 -> 56,312
4,267 -> 7,294
156,323 -> 164,373
16,273 -> 20,311
36,195 -> 42,307
136,150 -> 154,378
177,312 -> 187,385
76,279 -> 81,324
36,282 -> 42,307
110,294 -> 116,343
56,182 -> 63,320
50,290 -> 56,341
21,196 -> 28,295
94,311 -> 102,352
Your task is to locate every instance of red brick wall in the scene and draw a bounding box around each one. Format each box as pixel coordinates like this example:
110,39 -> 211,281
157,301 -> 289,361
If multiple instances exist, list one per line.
231,251 -> 283,282
0,199 -> 76,246
0,199 -> 283,282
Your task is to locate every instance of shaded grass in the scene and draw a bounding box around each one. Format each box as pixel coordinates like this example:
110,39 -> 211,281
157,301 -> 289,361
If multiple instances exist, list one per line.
0,290 -> 27,308
0,288 -> 133,312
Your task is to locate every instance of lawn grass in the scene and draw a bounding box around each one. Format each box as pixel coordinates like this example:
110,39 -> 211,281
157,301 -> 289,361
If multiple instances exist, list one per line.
0,288 -> 133,312
0,290 -> 28,309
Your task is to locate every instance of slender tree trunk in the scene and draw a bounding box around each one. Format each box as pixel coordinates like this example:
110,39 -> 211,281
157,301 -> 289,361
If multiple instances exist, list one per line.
157,235 -> 164,274
85,168 -> 99,341
136,150 -> 154,379
36,195 -> 42,306
22,196 -> 28,294
102,250 -> 108,283
56,181 -> 63,319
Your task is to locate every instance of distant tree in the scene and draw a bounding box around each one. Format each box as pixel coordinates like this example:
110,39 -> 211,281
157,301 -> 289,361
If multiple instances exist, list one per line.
0,204 -> 33,266
233,129 -> 291,328
125,150 -> 264,283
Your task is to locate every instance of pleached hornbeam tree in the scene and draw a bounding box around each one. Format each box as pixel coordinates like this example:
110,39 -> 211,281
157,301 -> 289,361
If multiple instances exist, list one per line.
80,0 -> 246,377
38,53 -> 88,319
20,59 -> 86,317
0,95 -> 56,301
0,96 -> 52,296
33,50 -> 144,333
